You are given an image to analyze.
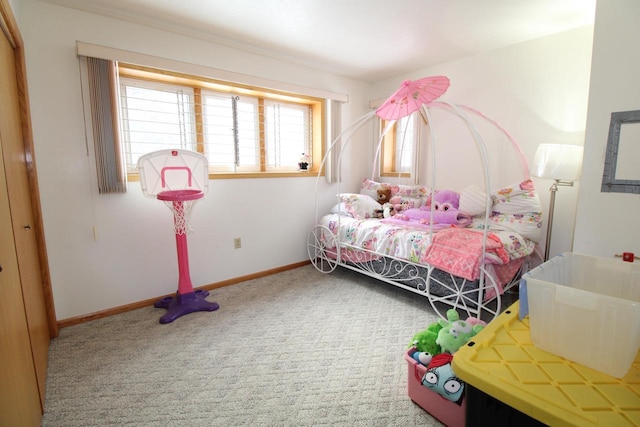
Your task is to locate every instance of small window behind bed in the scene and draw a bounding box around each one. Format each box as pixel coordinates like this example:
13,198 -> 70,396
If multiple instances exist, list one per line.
381,114 -> 416,177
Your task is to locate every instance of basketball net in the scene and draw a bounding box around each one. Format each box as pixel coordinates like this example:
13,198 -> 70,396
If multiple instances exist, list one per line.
164,200 -> 198,235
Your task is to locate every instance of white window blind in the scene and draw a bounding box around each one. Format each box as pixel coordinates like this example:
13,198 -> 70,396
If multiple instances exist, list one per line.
325,100 -> 341,183
265,101 -> 310,170
119,78 -> 196,172
119,77 -> 312,173
395,115 -> 415,173
202,93 -> 260,172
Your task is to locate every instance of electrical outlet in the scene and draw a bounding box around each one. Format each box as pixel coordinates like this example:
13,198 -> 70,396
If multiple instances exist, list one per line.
234,237 -> 241,249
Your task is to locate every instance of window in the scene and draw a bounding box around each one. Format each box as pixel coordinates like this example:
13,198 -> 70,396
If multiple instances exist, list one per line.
119,79 -> 197,169
380,114 -> 417,177
117,64 -> 324,178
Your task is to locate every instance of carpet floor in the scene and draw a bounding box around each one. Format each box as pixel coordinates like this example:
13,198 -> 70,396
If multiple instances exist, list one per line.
42,265 -> 446,426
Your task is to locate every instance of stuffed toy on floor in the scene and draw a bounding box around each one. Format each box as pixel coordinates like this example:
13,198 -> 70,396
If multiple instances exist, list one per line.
409,321 -> 443,359
436,309 -> 485,354
421,353 -> 465,404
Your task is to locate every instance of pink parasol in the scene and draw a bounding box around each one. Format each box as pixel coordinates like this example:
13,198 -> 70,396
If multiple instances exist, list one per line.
375,76 -> 450,120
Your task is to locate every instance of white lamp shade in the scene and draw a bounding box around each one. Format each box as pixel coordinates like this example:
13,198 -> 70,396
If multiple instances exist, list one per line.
532,144 -> 584,181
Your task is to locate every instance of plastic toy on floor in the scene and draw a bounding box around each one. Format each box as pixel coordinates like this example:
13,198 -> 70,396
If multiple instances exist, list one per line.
137,149 -> 220,324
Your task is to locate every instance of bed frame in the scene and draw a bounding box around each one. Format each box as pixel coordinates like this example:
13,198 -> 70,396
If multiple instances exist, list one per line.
307,224 -> 527,322
307,101 -> 535,322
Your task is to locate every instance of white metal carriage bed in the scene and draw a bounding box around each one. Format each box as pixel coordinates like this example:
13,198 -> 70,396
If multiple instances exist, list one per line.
306,78 -> 542,321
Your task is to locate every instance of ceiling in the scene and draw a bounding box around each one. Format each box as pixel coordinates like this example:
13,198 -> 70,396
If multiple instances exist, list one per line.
41,0 -> 596,83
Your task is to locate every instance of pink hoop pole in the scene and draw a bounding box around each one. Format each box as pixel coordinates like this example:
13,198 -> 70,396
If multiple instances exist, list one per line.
174,219 -> 192,295
156,190 -> 204,295
153,189 -> 219,323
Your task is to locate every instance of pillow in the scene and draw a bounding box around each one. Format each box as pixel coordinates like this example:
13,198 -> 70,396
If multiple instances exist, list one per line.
360,178 -> 390,199
489,179 -> 542,242
395,183 -> 430,199
360,178 -> 429,203
459,185 -> 488,216
330,202 -> 351,216
389,195 -> 424,211
338,193 -> 382,219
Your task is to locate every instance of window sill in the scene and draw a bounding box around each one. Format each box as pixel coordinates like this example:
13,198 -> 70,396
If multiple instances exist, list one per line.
380,172 -> 411,178
126,170 -> 322,182
210,171 -> 322,179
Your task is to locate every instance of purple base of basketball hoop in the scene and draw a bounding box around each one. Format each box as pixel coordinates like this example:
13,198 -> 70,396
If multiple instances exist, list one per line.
154,290 -> 219,324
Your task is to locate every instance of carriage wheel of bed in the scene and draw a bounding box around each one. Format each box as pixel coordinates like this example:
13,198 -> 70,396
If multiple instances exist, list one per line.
307,225 -> 338,273
425,267 -> 501,322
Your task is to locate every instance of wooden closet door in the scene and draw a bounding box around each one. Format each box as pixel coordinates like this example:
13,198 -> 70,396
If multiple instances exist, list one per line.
0,20 -> 50,411
0,136 -> 42,426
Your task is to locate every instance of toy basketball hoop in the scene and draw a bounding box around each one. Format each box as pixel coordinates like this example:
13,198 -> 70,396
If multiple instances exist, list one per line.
138,149 -> 209,235
157,189 -> 203,235
137,149 -> 219,323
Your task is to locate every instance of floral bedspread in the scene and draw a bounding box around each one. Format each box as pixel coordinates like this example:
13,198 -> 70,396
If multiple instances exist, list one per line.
320,214 -> 433,264
318,213 -> 535,282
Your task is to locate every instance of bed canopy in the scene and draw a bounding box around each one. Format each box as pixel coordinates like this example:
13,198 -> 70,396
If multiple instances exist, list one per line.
308,76 -> 538,321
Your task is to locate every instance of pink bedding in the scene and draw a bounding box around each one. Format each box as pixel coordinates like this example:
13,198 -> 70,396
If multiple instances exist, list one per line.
318,213 -> 534,292
421,228 -> 510,282
483,258 -> 525,299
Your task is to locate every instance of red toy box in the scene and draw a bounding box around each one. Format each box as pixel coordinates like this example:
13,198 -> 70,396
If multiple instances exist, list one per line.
404,347 -> 466,427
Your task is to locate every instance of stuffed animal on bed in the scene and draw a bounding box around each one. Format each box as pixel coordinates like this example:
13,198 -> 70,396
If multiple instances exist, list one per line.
383,203 -> 395,218
395,190 -> 464,224
374,187 -> 395,218
436,309 -> 485,354
376,186 -> 392,205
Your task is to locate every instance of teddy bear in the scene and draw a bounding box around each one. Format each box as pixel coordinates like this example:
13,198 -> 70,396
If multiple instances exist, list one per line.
375,186 -> 392,205
374,186 -> 395,218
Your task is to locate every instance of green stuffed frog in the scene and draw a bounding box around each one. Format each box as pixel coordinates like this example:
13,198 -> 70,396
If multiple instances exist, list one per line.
409,321 -> 443,356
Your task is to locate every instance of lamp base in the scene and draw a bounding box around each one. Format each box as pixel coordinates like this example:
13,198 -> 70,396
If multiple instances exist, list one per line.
543,179 -> 575,262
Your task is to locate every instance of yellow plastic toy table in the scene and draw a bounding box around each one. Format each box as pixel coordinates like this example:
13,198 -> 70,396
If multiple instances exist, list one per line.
452,301 -> 640,426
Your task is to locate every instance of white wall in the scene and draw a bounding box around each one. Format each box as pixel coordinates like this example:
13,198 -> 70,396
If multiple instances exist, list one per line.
8,0 -> 20,20
574,0 -> 640,258
18,0 -> 369,320
17,0 -> 595,321
369,27 -> 594,260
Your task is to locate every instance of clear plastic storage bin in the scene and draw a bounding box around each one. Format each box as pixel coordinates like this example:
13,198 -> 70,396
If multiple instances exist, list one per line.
522,252 -> 640,378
